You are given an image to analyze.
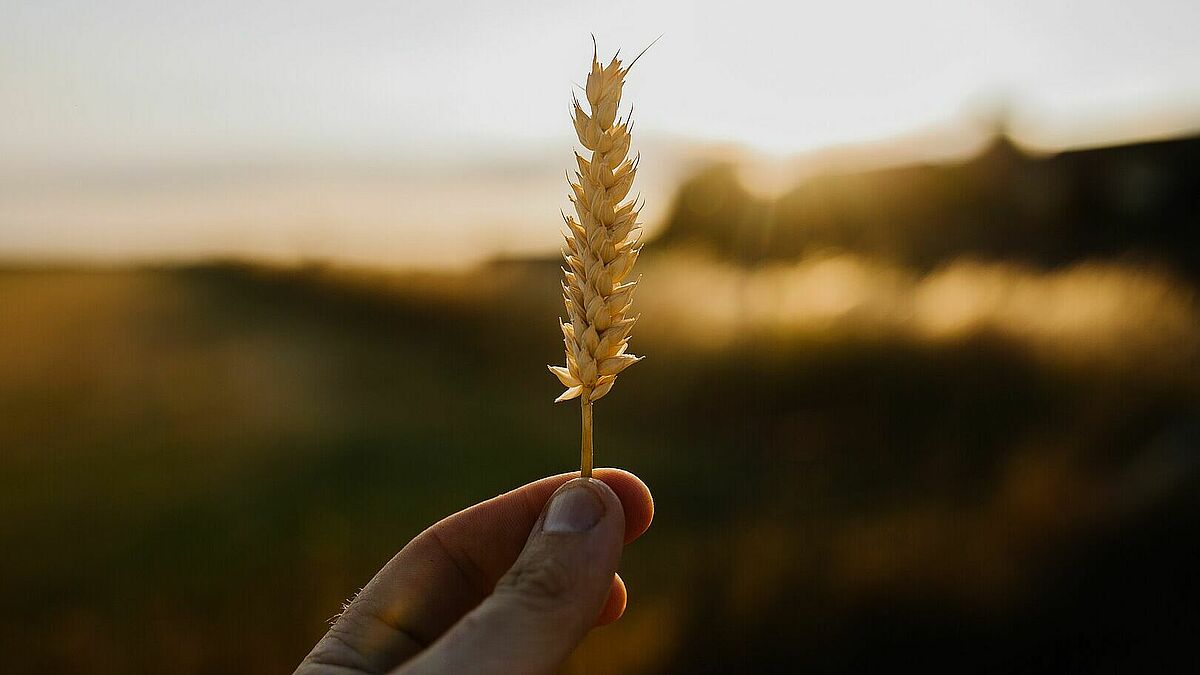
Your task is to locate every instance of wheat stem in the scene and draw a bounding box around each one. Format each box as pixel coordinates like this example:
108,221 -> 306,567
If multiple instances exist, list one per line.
581,396 -> 593,478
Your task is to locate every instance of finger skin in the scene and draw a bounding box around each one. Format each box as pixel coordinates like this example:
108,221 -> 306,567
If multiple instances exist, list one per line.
397,478 -> 625,675
296,469 -> 652,674
595,574 -> 627,626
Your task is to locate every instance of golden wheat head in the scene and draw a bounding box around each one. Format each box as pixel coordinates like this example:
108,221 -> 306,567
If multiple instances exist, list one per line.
547,41 -> 650,475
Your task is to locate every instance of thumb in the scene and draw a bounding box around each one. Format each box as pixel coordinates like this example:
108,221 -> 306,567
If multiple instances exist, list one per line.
397,477 -> 625,675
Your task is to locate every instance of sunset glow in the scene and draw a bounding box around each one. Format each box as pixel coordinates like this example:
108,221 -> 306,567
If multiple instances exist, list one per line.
2,0 -> 1198,265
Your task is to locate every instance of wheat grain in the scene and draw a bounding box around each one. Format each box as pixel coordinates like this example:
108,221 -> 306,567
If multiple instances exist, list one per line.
548,40 -> 650,477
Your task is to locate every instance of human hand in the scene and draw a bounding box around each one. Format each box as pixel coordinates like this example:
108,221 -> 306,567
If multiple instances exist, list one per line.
296,469 -> 654,674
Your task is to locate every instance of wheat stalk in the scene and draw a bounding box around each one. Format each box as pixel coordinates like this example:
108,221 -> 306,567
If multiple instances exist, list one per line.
548,40 -> 651,478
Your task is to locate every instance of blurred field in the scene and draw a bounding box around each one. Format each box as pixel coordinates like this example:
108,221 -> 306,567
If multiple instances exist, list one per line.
3,242 -> 1199,673
5,2 -> 1200,670
3,133 -> 1200,674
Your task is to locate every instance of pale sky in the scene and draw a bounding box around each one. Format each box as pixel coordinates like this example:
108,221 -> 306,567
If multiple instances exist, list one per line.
1,0 -> 1198,265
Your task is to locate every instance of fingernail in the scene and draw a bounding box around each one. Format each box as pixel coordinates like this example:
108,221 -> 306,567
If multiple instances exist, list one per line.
544,483 -> 605,533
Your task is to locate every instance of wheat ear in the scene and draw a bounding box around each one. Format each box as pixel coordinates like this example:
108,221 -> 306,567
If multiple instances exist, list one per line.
548,42 -> 647,478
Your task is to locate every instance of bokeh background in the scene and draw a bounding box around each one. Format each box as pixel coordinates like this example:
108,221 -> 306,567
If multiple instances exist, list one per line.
3,1 -> 1200,673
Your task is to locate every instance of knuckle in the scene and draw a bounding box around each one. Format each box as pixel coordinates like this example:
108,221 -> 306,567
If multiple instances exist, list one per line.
498,555 -> 577,607
300,627 -> 374,672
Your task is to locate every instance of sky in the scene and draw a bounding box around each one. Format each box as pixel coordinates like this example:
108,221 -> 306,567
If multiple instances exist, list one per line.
1,0 -> 1199,265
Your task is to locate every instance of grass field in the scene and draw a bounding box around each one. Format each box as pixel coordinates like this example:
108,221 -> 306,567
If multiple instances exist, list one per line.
2,255 -> 1198,673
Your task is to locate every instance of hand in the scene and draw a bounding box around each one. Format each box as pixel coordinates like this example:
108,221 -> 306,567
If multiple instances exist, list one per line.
296,469 -> 654,674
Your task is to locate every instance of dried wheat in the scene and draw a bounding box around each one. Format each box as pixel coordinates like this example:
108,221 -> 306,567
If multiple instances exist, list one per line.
548,40 -> 650,477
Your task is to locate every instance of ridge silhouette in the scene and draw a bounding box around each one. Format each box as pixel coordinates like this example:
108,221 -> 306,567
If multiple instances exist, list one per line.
657,133 -> 1200,277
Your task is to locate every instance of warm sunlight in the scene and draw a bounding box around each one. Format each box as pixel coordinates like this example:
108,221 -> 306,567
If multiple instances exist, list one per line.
2,0 -> 1198,265
5,5 -> 1200,672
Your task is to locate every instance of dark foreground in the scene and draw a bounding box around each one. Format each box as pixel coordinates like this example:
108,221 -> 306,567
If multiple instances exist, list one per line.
2,254 -> 1198,673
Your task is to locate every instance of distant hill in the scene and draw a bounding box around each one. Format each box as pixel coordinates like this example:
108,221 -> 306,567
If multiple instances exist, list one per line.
657,134 -> 1200,276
